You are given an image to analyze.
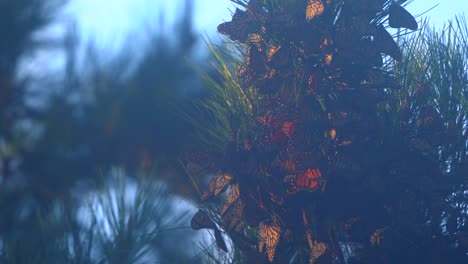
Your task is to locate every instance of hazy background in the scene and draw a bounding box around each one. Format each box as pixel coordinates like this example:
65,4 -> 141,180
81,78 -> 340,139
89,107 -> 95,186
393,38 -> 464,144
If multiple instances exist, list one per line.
69,0 -> 467,46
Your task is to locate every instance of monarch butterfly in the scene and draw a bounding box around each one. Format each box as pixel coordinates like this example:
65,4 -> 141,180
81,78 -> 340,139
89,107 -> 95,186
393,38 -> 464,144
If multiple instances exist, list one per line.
202,172 -> 233,201
191,209 -> 216,230
283,168 -> 322,193
268,45 -> 291,70
329,129 -> 337,140
388,4 -> 418,30
344,217 -> 360,232
258,221 -> 281,262
370,227 -> 387,246
330,155 -> 355,171
297,168 -> 322,190
268,45 -> 281,62
413,105 -> 446,148
324,53 -> 333,65
238,46 -> 268,82
183,151 -> 214,177
257,115 -> 272,125
249,33 -> 265,51
374,25 -> 402,61
283,174 -> 297,190
282,160 -> 296,172
217,8 -> 254,42
309,241 -> 327,264
184,161 -> 201,175
269,192 -> 284,206
282,121 -> 296,137
214,228 -> 228,252
361,68 -> 400,89
191,210 -> 228,252
416,104 -> 444,132
306,0 -> 325,21
272,129 -> 288,145
247,0 -> 266,15
221,184 -> 240,216
222,195 -> 246,232
303,215 -> 327,264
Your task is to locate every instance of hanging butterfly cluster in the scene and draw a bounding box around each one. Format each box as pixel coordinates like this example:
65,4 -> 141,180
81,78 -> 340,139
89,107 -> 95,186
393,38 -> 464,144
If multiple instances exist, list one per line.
188,0 -> 420,263
398,82 -> 447,153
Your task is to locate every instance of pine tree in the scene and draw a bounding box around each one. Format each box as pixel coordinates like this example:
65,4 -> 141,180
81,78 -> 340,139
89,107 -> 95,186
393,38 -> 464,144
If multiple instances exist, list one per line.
185,1 -> 467,263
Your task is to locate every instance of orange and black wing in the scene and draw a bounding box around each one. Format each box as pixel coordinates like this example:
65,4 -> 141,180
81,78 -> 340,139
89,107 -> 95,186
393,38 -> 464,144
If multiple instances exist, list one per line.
202,172 -> 233,200
306,0 -> 325,21
309,241 -> 327,264
222,198 -> 246,232
258,221 -> 281,262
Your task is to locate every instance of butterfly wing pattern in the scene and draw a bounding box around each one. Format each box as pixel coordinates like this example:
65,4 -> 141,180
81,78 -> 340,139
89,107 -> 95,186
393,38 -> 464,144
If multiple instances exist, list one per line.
201,172 -> 233,201
187,0 -> 422,262
306,0 -> 325,21
221,184 -> 240,216
309,240 -> 327,264
258,221 -> 281,262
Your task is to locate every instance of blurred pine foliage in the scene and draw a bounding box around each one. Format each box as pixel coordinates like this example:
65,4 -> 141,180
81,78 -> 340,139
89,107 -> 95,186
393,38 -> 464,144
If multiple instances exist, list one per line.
0,0 -> 218,263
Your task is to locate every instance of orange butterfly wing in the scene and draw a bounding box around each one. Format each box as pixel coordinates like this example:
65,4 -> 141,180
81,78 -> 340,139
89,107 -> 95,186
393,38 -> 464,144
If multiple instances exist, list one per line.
304,224 -> 327,264
296,168 -> 322,190
202,172 -> 233,200
370,227 -> 387,246
306,0 -> 324,21
309,241 -> 327,264
258,221 -> 281,262
222,198 -> 246,232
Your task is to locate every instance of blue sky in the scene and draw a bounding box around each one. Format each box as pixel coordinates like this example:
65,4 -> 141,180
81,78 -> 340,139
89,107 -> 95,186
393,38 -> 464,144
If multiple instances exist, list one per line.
67,0 -> 467,47
66,0 -> 232,47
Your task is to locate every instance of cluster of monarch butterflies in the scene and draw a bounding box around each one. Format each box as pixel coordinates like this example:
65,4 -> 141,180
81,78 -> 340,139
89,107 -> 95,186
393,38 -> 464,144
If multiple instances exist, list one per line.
188,0 -> 421,263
